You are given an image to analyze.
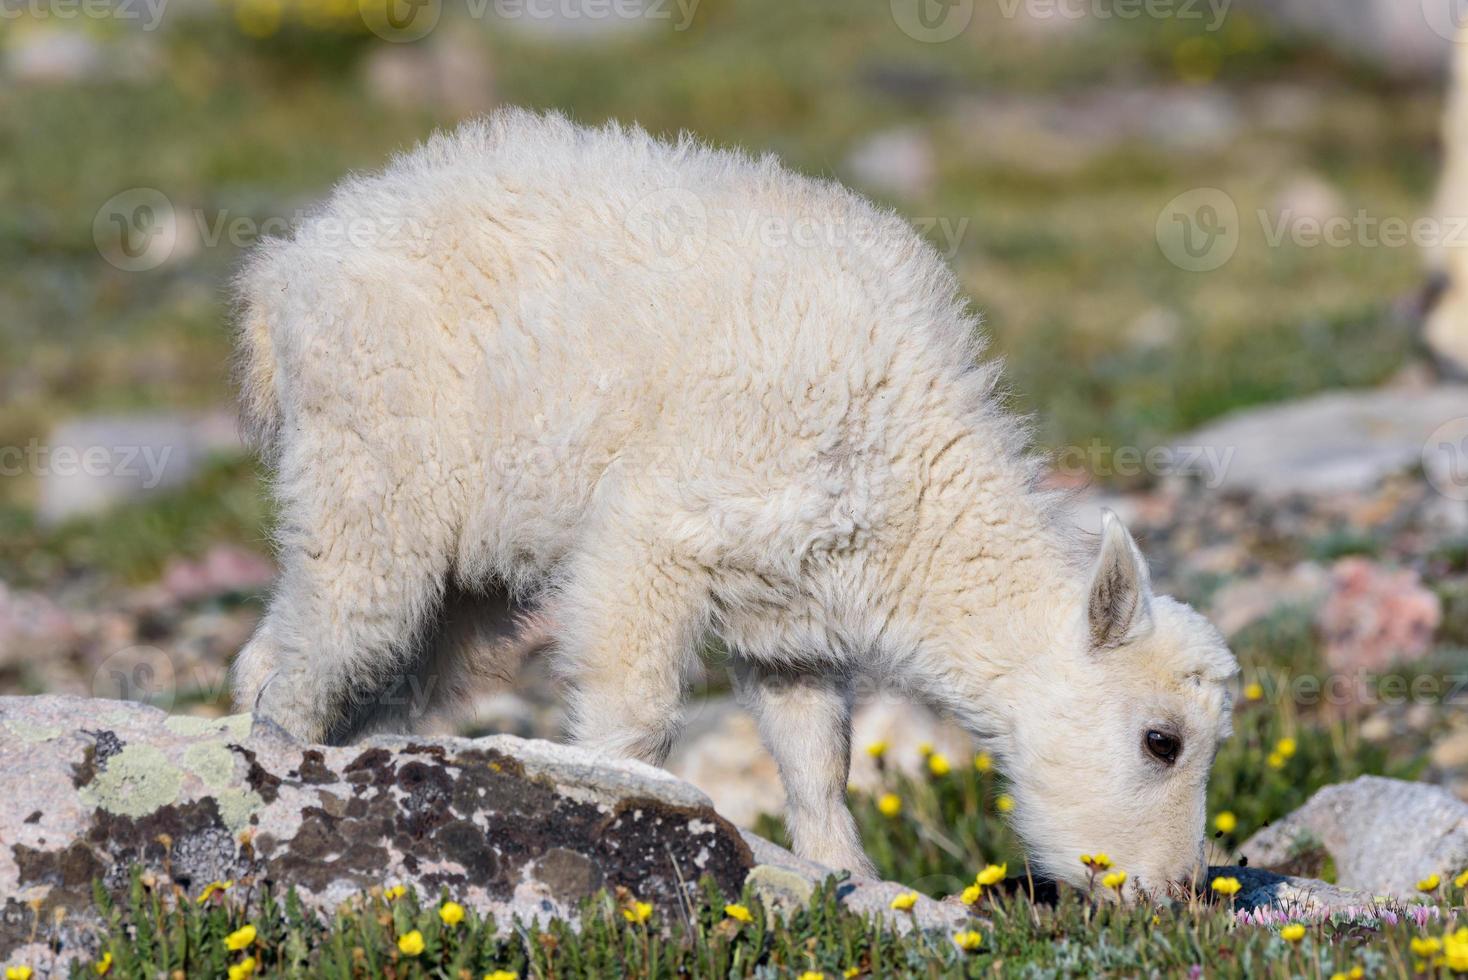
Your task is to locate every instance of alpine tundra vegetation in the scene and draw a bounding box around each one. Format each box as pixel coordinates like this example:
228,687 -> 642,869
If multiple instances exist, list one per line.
231,110 -> 1238,892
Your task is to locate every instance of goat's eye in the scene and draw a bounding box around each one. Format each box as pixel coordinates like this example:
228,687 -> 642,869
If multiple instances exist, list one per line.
1145,729 -> 1181,765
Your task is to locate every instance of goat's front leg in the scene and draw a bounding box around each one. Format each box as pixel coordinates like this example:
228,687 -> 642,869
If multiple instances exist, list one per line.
732,658 -> 874,877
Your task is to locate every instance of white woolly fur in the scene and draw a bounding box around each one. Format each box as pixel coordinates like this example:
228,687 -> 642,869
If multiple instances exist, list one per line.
232,110 -> 1238,893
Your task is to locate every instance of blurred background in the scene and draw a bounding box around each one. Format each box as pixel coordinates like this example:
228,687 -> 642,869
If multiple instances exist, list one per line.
5,0 -> 1468,881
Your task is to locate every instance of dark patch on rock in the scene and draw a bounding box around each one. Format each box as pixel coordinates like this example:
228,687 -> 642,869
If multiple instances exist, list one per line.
296,749 -> 336,785
233,745 -> 281,803
532,847 -> 603,900
396,760 -> 455,838
87,730 -> 125,768
71,744 -> 98,789
345,747 -> 392,773
435,818 -> 497,882
13,840 -> 104,900
86,798 -> 246,894
591,798 -> 752,907
23,811 -> 41,824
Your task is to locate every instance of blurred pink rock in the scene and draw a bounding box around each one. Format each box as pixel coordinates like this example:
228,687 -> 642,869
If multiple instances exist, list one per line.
1316,557 -> 1441,674
161,546 -> 275,603
0,583 -> 76,667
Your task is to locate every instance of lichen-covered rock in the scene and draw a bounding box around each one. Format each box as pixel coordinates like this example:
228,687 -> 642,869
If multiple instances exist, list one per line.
0,695 -> 963,970
1240,776 -> 1468,897
0,695 -> 754,964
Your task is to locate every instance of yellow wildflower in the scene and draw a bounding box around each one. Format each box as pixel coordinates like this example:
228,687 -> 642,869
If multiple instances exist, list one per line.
1456,869 -> 1468,889
953,929 -> 983,953
798,972 -> 824,980
1210,876 -> 1241,897
889,892 -> 918,911
1279,923 -> 1306,943
623,900 -> 653,924
1213,811 -> 1237,834
383,884 -> 407,901
439,901 -> 465,926
917,741 -> 934,756
975,863 -> 1007,887
865,741 -> 887,759
1081,853 -> 1112,872
974,752 -> 993,773
877,793 -> 902,817
5,968 -> 33,980
724,903 -> 753,923
1410,936 -> 1442,959
1417,874 -> 1440,893
1275,737 -> 1297,759
928,753 -> 952,777
960,884 -> 982,905
1443,927 -> 1468,972
484,972 -> 519,980
1266,752 -> 1286,770
228,956 -> 257,980
94,952 -> 113,976
225,925 -> 257,951
995,794 -> 1015,813
1102,871 -> 1127,892
397,930 -> 425,956
1328,969 -> 1364,980
197,880 -> 234,904
1243,681 -> 1263,701
843,970 -> 861,979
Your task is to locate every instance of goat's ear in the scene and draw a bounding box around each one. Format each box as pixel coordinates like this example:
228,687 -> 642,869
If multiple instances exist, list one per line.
1088,509 -> 1154,651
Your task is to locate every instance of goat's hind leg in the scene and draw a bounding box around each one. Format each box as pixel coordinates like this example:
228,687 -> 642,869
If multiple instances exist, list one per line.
237,426 -> 457,744
555,528 -> 710,766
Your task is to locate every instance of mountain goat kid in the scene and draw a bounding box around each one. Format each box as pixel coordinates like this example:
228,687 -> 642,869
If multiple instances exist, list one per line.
232,110 -> 1238,898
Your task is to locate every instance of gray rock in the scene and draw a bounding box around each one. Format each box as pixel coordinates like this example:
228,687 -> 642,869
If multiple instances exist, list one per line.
3,27 -> 162,85
1171,386 -> 1468,498
0,695 -> 974,972
844,127 -> 935,201
4,28 -> 105,84
1240,776 -> 1468,897
1206,563 -> 1329,637
37,411 -> 243,524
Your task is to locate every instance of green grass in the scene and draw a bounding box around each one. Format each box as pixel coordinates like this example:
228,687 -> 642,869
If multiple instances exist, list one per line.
0,456 -> 272,586
31,855 -> 1465,978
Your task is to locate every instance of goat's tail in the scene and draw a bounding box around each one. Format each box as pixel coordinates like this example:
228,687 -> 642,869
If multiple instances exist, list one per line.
231,247 -> 285,458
